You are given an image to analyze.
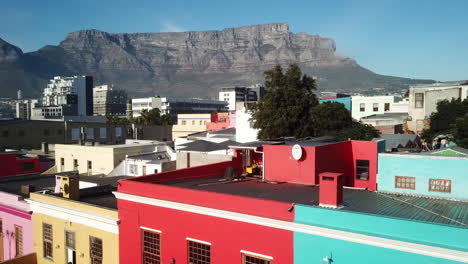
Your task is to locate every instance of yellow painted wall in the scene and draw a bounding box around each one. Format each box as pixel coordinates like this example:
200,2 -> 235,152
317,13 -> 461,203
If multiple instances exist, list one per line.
30,194 -> 119,264
172,113 -> 211,139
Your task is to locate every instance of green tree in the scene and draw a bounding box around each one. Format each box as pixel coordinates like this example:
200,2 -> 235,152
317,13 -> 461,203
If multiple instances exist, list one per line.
333,122 -> 381,141
135,108 -> 172,125
421,99 -> 468,143
252,64 -> 318,139
311,102 -> 353,136
106,115 -> 130,125
453,115 -> 468,148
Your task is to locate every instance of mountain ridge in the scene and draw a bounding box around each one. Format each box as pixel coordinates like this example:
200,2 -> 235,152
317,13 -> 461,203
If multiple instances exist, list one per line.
0,23 -> 434,98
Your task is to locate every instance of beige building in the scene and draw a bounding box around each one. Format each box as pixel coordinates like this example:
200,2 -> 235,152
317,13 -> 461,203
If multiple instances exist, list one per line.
55,142 -> 159,175
172,113 -> 211,139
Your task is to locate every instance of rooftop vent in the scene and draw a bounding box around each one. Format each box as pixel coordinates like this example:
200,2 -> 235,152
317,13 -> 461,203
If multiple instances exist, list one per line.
319,172 -> 344,209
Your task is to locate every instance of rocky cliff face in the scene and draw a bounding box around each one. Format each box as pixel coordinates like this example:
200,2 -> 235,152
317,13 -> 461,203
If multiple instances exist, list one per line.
0,38 -> 23,63
0,23 -> 433,98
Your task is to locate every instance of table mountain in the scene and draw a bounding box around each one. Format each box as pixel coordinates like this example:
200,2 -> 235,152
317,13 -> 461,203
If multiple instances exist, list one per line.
0,23 -> 433,98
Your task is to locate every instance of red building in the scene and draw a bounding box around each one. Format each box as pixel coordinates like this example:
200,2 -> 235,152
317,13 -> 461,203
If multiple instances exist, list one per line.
206,112 -> 234,131
115,161 -> 294,264
0,153 -> 41,177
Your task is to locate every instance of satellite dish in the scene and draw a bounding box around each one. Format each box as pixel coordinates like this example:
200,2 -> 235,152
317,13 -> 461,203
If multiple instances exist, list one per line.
292,144 -> 303,160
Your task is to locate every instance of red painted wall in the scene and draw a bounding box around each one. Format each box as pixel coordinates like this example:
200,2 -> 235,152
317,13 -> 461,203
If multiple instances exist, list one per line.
207,112 -> 232,131
263,145 -> 317,185
350,141 -> 378,191
264,141 -> 378,190
118,199 -> 294,264
0,154 -> 40,177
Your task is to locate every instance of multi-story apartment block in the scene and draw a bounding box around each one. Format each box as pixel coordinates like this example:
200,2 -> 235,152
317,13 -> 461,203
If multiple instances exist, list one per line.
219,85 -> 266,111
407,81 -> 468,133
16,99 -> 38,120
93,85 -> 127,116
132,96 -> 228,122
32,76 -> 93,119
350,95 -> 396,120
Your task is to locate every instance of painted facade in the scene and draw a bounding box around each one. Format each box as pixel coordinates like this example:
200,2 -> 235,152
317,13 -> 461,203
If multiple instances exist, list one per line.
28,192 -> 119,264
235,108 -> 258,143
55,142 -> 159,175
171,113 -> 211,139
263,140 -> 383,191
206,112 -> 235,131
115,158 -> 468,264
351,96 -> 396,120
319,97 -> 352,110
0,192 -> 33,262
0,154 -> 40,178
378,153 -> 468,200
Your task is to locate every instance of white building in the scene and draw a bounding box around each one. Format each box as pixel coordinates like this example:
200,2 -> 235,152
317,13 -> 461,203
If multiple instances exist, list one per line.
33,76 -> 93,118
350,96 -> 396,120
219,86 -> 265,111
235,107 -> 259,143
132,96 -> 228,122
93,85 -> 127,116
407,81 -> 468,133
16,99 -> 38,120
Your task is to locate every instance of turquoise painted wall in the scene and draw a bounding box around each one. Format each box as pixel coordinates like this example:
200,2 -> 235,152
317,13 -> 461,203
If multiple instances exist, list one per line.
295,232 -> 465,264
319,97 -> 352,110
378,153 -> 468,200
294,204 -> 468,252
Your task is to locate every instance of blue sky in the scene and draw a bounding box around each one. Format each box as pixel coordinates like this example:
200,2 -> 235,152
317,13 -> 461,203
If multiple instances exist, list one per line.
1,0 -> 467,81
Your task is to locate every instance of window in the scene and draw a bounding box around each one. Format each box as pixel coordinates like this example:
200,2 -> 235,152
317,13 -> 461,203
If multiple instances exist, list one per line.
395,176 -> 416,190
99,128 -> 107,139
15,225 -> 23,257
86,128 -> 95,140
73,159 -> 78,171
415,93 -> 424,108
20,162 -> 35,172
373,103 -> 379,112
359,103 -> 365,112
192,120 -> 195,125
61,158 -> 64,166
242,252 -> 272,264
129,164 -> 137,175
199,120 -> 203,125
188,239 -> 210,264
115,127 -> 122,138
43,223 -> 53,259
71,128 -> 79,140
384,103 -> 390,111
142,229 -> 161,264
356,160 -> 369,180
89,236 -> 103,264
87,161 -> 92,170
429,179 -> 451,193
65,231 -> 76,250
182,120 -> 187,125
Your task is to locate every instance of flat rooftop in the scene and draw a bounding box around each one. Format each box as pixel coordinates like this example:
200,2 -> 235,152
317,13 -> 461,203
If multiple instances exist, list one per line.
158,176 -> 468,228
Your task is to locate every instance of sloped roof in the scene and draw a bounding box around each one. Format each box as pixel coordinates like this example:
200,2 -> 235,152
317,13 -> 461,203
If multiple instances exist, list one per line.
374,134 -> 420,149
427,146 -> 468,156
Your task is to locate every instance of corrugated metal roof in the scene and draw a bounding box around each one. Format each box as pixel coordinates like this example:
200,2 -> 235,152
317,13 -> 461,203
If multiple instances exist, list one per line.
161,177 -> 468,228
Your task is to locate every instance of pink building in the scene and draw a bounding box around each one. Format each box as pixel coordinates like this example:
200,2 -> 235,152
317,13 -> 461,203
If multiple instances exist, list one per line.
0,191 -> 33,261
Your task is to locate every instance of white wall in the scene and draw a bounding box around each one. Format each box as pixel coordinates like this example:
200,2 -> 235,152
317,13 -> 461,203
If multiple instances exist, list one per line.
351,96 -> 395,120
235,108 -> 258,143
219,91 -> 236,111
132,97 -> 158,117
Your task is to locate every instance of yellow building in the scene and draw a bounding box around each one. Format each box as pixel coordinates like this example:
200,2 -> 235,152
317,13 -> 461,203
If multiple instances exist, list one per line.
27,174 -> 126,264
172,113 -> 211,139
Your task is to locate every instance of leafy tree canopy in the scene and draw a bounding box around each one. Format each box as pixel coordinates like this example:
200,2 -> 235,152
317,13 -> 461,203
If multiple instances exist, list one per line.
252,64 -> 380,141
106,108 -> 172,126
421,99 -> 468,143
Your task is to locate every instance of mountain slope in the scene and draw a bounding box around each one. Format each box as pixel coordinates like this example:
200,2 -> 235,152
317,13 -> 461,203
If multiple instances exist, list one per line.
0,23 -> 434,98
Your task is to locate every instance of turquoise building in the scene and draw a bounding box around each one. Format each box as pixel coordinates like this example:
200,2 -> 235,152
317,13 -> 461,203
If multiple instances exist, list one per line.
293,191 -> 468,264
319,97 -> 352,110
377,151 -> 468,200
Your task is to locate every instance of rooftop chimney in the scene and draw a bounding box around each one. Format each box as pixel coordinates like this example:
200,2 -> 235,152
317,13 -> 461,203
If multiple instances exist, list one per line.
319,172 -> 344,209
55,174 -> 80,200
